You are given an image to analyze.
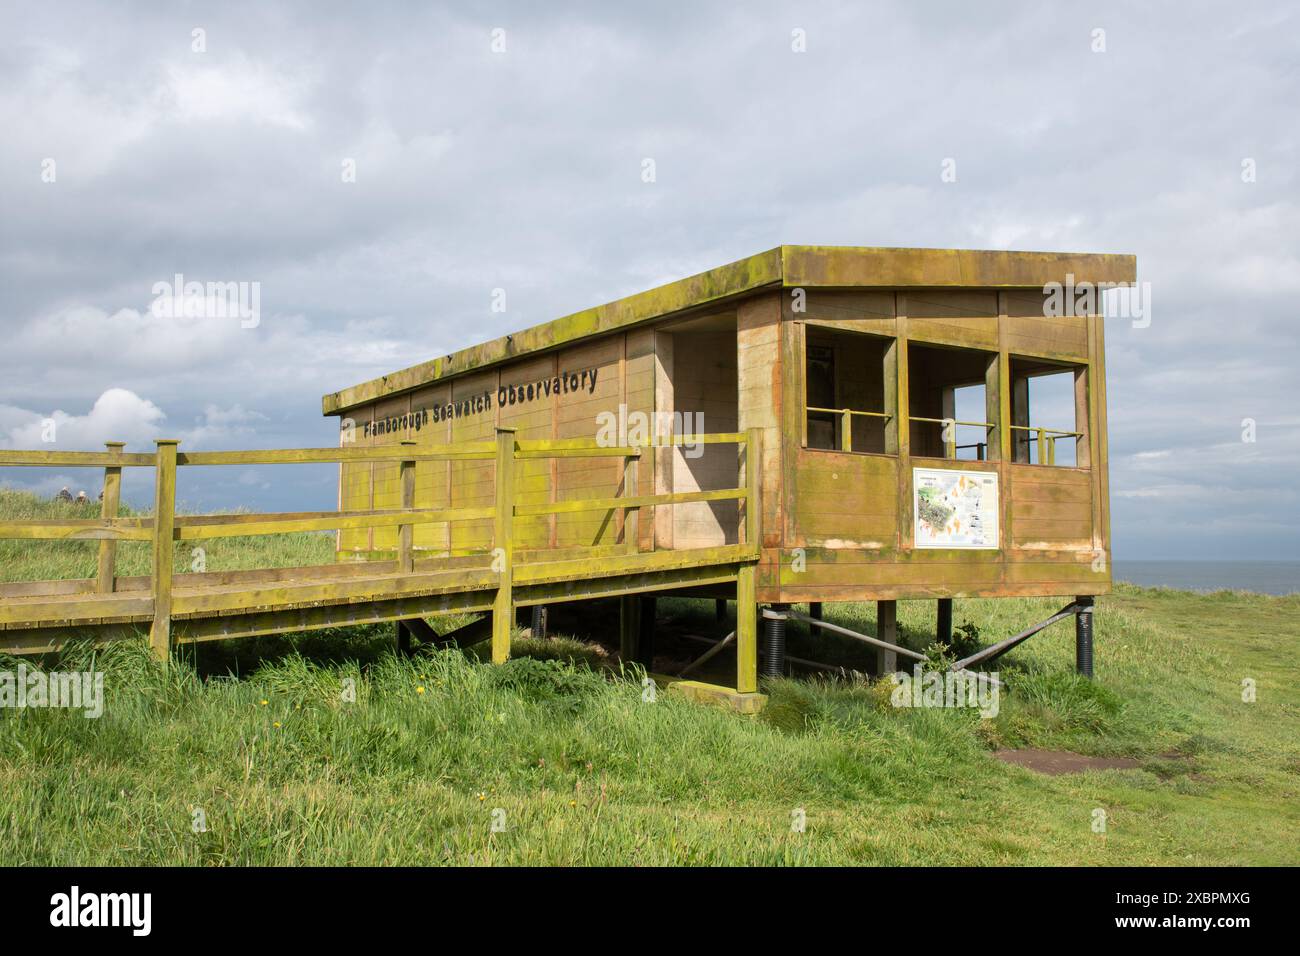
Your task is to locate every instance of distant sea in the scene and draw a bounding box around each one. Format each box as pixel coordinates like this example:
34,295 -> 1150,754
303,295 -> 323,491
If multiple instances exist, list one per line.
1114,561 -> 1299,596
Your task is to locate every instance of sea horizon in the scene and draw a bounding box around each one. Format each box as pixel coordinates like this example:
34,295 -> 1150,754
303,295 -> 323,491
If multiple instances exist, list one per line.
1113,560 -> 1299,596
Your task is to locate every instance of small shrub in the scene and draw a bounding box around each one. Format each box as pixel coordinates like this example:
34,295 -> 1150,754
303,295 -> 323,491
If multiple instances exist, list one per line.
487,656 -> 603,711
949,621 -> 983,661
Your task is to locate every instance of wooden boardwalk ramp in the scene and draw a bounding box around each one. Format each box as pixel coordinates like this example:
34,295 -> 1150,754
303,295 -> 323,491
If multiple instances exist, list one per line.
0,430 -> 764,709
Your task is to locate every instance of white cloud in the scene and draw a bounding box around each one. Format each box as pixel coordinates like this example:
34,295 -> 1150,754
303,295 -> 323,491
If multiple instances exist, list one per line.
0,388 -> 165,449
161,55 -> 315,130
0,390 -> 279,452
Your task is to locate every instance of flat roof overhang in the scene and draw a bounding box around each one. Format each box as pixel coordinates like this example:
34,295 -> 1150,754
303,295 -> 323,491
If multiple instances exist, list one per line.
323,244 -> 1136,415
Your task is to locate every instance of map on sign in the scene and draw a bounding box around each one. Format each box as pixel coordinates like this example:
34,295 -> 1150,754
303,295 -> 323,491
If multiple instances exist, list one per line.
913,468 -> 1000,549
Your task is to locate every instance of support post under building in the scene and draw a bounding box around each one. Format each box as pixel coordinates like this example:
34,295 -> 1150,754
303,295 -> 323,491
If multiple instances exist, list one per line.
937,598 -> 953,647
1074,595 -> 1094,678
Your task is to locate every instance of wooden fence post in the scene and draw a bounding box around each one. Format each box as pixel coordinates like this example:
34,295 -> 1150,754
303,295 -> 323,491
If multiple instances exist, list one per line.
149,439 -> 180,661
96,441 -> 125,594
398,439 -> 417,574
619,594 -> 640,663
736,429 -> 762,694
491,428 -> 516,664
736,565 -> 758,693
877,599 -> 898,676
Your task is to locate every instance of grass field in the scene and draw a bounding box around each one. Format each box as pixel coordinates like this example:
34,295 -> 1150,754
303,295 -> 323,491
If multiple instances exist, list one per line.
1,489 -> 1297,865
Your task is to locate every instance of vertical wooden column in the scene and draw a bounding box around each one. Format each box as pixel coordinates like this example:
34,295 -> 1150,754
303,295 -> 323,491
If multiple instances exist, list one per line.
941,386 -> 956,458
619,595 -> 640,663
736,427 -> 761,694
894,302 -> 913,550
397,439 -> 417,574
997,294 -> 1013,463
1012,380 -> 1030,461
736,566 -> 757,693
743,428 -> 761,553
877,599 -> 898,676
149,439 -> 180,661
997,294 -> 1015,554
96,441 -> 125,594
937,598 -> 953,646
984,353 -> 1001,463
491,427 -> 516,664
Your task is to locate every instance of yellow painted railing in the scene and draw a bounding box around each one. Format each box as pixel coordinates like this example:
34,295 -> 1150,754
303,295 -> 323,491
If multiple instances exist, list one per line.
910,416 -> 996,460
1008,425 -> 1083,465
0,429 -> 762,665
805,406 -> 891,453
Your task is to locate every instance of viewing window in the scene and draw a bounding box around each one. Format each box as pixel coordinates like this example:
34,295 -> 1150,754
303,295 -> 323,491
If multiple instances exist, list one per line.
1010,358 -> 1087,467
907,343 -> 997,460
804,327 -> 892,454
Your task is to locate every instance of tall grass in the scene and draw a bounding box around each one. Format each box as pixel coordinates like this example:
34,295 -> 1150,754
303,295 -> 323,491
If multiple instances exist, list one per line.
1,489 -> 1297,864
0,487 -> 334,583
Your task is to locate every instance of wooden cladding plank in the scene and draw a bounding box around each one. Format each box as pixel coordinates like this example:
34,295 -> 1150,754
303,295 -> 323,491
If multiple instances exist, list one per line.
739,292 -> 783,550
780,559 -> 1005,588
0,519 -> 152,541
1004,316 -> 1089,361
500,355 -> 561,551
555,337 -> 624,548
0,593 -> 154,626
448,371 -> 499,553
905,290 -> 999,350
0,451 -> 156,468
409,383 -> 453,554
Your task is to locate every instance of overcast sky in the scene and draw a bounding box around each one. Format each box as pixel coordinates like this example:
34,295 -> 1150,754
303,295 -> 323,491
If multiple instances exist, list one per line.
1,1 -> 1296,560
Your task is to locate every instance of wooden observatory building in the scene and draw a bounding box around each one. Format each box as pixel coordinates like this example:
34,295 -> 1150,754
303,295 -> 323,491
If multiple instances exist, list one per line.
323,245 -> 1133,704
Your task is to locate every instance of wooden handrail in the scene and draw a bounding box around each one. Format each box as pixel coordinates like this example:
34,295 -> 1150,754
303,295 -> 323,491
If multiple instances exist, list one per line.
177,445 -> 497,465
0,518 -> 152,541
174,507 -> 496,540
0,430 -> 762,664
806,406 -> 890,453
910,416 -> 995,459
806,406 -> 891,418
0,450 -> 157,467
514,487 -> 744,518
0,433 -> 751,469
1008,425 -> 1082,465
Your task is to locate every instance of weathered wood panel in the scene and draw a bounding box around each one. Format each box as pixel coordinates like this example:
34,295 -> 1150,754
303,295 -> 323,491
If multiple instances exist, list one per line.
1009,465 -> 1094,549
1003,289 -> 1090,360
555,337 -> 624,548
770,286 -> 1108,600
738,292 -> 783,561
906,291 -> 999,349
369,395 -> 410,552
670,328 -> 739,548
338,404 -> 373,554
409,382 -> 452,553
449,370 -> 498,553
499,355 -> 560,551
625,327 -> 656,551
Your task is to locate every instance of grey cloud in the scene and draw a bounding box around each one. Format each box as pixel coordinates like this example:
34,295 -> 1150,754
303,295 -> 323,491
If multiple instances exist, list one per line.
0,1 -> 1296,555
